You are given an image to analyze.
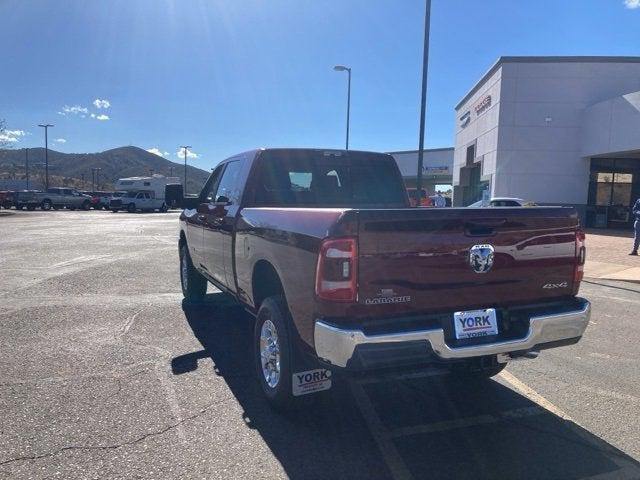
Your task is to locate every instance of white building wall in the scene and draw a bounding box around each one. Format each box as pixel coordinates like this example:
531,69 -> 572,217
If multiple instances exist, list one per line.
454,58 -> 640,206
581,91 -> 640,157
453,66 -> 503,190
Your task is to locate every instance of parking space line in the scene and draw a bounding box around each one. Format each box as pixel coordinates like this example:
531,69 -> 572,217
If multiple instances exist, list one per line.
349,380 -> 413,480
499,370 -> 640,478
388,406 -> 545,438
498,370 -> 574,421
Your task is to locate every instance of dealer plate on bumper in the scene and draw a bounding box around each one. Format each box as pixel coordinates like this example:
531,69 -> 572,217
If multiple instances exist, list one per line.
453,308 -> 498,340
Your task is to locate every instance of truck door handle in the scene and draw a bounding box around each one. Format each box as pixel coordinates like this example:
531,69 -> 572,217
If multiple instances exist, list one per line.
465,219 -> 506,236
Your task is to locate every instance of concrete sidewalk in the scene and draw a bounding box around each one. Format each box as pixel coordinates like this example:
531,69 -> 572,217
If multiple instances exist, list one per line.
584,229 -> 640,284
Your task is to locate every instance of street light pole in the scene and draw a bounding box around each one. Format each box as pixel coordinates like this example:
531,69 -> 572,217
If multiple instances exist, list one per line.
180,146 -> 191,195
25,148 -> 30,190
38,124 -> 54,190
333,65 -> 352,150
415,0 -> 431,201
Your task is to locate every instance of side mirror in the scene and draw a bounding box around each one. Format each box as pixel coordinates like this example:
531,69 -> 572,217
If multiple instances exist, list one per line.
214,195 -> 231,207
197,203 -> 209,214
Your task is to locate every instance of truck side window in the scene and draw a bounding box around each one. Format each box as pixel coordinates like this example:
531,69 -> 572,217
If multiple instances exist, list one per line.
215,161 -> 242,204
202,164 -> 225,203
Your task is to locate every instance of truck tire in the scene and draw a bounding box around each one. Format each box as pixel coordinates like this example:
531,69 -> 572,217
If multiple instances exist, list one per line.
111,209 -> 119,213
127,203 -> 136,213
180,244 -> 207,301
41,200 -> 52,211
254,296 -> 307,411
82,200 -> 91,211
26,205 -> 36,211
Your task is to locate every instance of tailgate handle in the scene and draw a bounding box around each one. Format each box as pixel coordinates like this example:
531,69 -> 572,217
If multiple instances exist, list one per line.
465,219 -> 507,236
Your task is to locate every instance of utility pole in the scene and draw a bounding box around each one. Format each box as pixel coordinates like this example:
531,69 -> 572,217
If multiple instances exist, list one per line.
415,0 -> 431,201
25,148 -> 30,190
38,124 -> 54,190
180,146 -> 191,195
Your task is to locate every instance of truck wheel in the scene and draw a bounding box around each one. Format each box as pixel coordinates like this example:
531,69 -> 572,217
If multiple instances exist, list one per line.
111,209 -> 119,213
41,200 -> 52,211
254,296 -> 305,411
180,244 -> 207,301
127,203 -> 136,213
69,207 -> 76,211
26,205 -> 36,211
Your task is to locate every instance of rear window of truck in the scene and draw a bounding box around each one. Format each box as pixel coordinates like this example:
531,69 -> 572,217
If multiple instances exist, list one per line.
250,150 -> 407,207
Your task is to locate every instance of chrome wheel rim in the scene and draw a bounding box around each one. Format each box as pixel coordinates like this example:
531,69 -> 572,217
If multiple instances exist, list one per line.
260,319 -> 280,388
181,252 -> 188,291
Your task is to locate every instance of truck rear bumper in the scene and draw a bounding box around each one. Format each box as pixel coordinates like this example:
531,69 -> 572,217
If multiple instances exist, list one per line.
314,298 -> 590,369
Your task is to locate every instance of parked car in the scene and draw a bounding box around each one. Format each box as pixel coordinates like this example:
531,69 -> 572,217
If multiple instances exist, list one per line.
178,148 -> 590,410
468,197 -> 537,207
10,190 -> 40,210
35,188 -> 92,211
110,190 -> 168,213
0,191 -> 13,209
81,191 -> 113,210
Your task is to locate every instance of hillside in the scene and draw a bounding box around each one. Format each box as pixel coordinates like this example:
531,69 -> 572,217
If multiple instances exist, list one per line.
0,146 -> 210,193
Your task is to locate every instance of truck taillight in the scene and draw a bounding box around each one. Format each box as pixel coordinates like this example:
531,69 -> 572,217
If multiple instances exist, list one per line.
574,228 -> 586,283
315,238 -> 358,302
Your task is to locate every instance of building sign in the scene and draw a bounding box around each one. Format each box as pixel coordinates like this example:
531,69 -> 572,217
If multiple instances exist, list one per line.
474,95 -> 492,116
423,165 -> 450,175
459,111 -> 471,128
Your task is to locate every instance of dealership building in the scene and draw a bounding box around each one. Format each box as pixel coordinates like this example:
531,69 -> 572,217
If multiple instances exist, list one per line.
389,148 -> 453,192
451,56 -> 640,228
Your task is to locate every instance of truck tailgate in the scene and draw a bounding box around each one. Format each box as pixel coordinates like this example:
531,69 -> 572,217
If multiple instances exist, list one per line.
353,207 -> 579,314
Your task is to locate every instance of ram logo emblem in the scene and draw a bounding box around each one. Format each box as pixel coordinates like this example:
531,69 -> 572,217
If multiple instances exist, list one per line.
469,244 -> 495,274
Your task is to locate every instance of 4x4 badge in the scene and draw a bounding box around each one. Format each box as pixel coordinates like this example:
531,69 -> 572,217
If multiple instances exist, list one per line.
469,244 -> 495,273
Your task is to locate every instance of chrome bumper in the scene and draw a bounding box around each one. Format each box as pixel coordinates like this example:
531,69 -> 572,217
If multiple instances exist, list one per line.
314,299 -> 591,368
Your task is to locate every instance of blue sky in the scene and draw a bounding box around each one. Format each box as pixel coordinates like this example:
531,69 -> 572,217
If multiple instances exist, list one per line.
2,0 -> 640,171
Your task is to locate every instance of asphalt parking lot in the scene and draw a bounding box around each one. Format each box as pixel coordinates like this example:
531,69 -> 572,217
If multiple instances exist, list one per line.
1,210 -> 639,479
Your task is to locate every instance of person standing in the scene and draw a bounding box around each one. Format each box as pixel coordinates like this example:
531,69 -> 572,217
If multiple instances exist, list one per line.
433,191 -> 446,208
631,197 -> 640,255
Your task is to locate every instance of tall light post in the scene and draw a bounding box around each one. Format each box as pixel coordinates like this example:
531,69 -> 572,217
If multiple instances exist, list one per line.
333,65 -> 351,150
92,167 -> 102,191
415,0 -> 431,200
38,124 -> 54,190
25,148 -> 30,190
180,146 -> 191,194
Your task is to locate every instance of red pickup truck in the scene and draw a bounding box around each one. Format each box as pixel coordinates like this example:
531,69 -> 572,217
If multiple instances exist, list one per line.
179,148 -> 590,409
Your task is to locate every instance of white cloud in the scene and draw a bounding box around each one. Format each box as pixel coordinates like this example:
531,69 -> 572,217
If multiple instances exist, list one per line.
176,148 -> 200,159
147,147 -> 170,157
624,0 -> 640,8
54,138 -> 67,144
0,129 -> 27,143
94,114 -> 110,121
61,105 -> 88,116
93,98 -> 111,109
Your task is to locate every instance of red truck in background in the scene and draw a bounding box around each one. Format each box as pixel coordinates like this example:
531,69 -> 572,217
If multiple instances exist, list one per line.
178,148 -> 590,409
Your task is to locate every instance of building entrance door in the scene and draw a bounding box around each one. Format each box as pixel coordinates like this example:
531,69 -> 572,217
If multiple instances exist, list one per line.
587,158 -> 640,228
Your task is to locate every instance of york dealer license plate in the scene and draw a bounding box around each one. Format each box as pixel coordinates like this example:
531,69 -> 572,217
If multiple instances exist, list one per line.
453,308 -> 499,339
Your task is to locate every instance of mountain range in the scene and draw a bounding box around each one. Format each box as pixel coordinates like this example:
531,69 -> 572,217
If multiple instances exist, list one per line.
0,146 -> 210,193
